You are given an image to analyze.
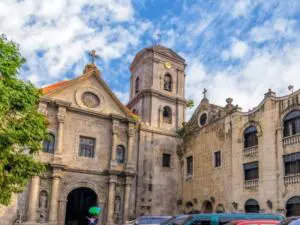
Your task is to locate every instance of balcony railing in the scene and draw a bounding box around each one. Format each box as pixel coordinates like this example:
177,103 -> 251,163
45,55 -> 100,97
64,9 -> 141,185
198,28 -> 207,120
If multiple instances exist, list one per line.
245,179 -> 258,189
284,174 -> 300,185
243,145 -> 258,157
283,134 -> 300,146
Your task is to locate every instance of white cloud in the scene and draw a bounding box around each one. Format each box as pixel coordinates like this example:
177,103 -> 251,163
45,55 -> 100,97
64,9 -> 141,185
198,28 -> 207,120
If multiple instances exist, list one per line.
222,39 -> 249,60
250,18 -> 296,43
185,44 -> 300,119
232,0 -> 251,17
0,0 -> 143,85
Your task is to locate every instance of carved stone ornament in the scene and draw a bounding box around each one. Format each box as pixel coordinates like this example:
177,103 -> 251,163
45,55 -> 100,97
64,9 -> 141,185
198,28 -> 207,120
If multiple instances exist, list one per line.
81,91 -> 100,108
57,106 -> 66,123
128,124 -> 135,137
113,120 -> 120,135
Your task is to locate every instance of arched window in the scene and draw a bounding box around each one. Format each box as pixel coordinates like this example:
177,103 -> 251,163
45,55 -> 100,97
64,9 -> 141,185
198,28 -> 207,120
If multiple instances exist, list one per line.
116,145 -> 125,164
162,106 -> 172,124
244,126 -> 258,148
283,110 -> 300,137
43,133 -> 55,153
135,77 -> 140,94
286,196 -> 300,217
245,199 -> 260,213
164,74 -> 172,92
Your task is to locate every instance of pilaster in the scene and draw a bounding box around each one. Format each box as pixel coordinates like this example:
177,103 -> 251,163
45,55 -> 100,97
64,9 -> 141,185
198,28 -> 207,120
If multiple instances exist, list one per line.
107,174 -> 117,225
54,106 -> 66,162
110,120 -> 120,169
27,176 -> 40,222
123,176 -> 133,223
126,123 -> 135,172
49,168 -> 63,223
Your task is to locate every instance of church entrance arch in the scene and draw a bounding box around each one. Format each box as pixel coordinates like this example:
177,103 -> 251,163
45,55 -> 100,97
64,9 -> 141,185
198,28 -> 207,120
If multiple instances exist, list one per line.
65,187 -> 97,225
245,199 -> 260,213
286,196 -> 300,217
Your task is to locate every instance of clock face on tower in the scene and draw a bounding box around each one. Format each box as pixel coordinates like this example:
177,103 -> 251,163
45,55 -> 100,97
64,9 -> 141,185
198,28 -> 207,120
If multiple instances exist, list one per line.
164,62 -> 172,69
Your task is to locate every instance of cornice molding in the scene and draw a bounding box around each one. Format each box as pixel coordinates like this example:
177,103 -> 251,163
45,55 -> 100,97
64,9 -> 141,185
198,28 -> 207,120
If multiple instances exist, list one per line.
128,88 -> 187,107
139,124 -> 181,138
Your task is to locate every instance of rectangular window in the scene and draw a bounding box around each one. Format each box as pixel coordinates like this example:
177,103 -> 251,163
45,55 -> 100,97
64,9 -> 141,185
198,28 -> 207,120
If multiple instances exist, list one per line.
214,151 -> 221,167
162,153 -> 171,167
79,136 -> 95,158
187,156 -> 193,176
244,161 -> 259,180
284,152 -> 300,175
148,184 -> 152,192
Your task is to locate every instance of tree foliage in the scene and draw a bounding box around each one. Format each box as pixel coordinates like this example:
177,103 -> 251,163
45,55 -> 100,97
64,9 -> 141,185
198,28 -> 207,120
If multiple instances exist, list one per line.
0,35 -> 47,205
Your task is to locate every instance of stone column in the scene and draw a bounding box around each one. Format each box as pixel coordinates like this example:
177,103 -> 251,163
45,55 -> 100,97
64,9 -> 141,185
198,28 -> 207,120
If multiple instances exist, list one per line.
27,176 -> 40,222
123,176 -> 133,223
107,175 -> 117,225
111,120 -> 119,168
126,123 -> 135,171
55,106 -> 66,161
49,169 -> 62,222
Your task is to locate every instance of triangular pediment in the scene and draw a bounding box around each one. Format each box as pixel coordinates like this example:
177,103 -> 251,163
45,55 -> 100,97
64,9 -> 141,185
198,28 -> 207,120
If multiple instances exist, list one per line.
188,99 -> 226,127
42,68 -> 132,118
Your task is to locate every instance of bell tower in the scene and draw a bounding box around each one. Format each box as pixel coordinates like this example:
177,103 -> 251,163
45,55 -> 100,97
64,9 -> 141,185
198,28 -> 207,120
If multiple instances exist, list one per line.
128,45 -> 187,216
128,45 -> 187,130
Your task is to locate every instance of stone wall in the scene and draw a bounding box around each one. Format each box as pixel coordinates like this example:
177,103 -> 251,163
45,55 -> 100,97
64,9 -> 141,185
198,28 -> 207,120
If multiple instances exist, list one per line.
182,90 -> 300,214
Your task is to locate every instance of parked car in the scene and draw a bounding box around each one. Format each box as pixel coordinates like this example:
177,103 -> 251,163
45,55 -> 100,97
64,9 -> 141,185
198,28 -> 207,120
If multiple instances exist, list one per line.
135,216 -> 175,225
278,217 -> 300,225
164,213 -> 285,225
162,215 -> 190,225
225,220 -> 280,225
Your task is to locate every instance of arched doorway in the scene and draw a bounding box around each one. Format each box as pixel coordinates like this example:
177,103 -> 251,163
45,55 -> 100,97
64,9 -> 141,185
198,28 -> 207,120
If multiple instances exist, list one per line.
65,187 -> 97,225
201,201 -> 213,213
286,196 -> 300,217
245,199 -> 260,213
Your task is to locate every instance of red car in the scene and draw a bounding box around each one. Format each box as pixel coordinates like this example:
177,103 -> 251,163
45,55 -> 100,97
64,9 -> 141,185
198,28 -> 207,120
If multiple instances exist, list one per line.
226,220 -> 280,225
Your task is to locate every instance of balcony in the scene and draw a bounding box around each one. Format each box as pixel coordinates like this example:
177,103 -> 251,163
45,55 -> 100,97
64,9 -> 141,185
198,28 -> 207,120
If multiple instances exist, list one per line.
283,134 -> 300,146
243,145 -> 258,157
245,179 -> 258,190
284,174 -> 300,185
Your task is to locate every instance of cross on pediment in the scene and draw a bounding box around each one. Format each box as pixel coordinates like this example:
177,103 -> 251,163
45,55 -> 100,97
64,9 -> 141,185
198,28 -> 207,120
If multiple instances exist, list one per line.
88,50 -> 99,64
203,88 -> 207,98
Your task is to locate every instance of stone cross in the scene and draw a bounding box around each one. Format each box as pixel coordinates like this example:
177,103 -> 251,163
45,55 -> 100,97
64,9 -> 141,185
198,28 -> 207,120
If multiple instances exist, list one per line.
203,88 -> 207,98
89,50 -> 98,64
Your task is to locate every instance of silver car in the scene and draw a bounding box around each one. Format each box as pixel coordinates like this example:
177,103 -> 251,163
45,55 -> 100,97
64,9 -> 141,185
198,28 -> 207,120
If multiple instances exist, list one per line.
133,216 -> 174,225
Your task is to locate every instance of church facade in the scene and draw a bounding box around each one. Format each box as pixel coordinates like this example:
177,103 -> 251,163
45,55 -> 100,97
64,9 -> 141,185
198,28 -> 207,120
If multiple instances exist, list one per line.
1,45 -> 300,225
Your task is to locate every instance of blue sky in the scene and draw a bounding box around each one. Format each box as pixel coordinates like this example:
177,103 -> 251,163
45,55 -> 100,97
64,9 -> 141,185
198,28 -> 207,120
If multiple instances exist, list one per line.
1,0 -> 300,118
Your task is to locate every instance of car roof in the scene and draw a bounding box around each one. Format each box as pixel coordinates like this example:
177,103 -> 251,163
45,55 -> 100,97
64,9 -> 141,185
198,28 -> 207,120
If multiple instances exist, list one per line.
192,213 -> 284,219
139,216 -> 174,219
231,220 -> 280,224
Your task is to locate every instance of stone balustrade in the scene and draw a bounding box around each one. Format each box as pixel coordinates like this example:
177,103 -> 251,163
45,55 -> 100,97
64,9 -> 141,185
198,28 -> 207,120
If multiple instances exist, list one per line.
244,179 -> 258,189
283,134 -> 300,146
284,174 -> 300,185
243,145 -> 258,157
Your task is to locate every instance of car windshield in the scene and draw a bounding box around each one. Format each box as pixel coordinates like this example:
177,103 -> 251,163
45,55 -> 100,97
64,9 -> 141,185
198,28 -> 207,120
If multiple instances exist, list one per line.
139,218 -> 170,224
